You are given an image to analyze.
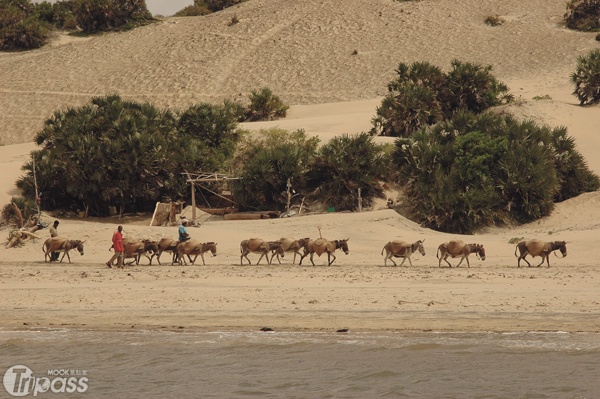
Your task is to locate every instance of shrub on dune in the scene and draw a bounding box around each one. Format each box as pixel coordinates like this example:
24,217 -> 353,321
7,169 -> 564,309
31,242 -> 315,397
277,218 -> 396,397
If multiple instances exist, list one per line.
245,87 -> 289,121
306,133 -> 388,212
372,60 -> 512,137
565,0 -> 600,32
393,111 -> 599,233
571,48 -> 600,105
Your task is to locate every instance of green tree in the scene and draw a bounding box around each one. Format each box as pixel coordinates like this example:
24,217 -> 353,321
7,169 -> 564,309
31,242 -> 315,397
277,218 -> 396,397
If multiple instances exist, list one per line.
307,133 -> 387,211
174,0 -> 245,17
1,196 -> 37,225
0,0 -> 50,50
177,101 -> 244,170
372,82 -> 443,137
393,111 -> 596,233
73,0 -> 153,33
232,128 -> 319,211
371,60 -> 511,136
550,126 -> 600,200
204,0 -> 245,11
245,87 -> 289,121
17,94 -> 227,216
565,0 -> 600,31
571,48 -> 600,105
174,2 -> 210,17
444,60 -> 512,115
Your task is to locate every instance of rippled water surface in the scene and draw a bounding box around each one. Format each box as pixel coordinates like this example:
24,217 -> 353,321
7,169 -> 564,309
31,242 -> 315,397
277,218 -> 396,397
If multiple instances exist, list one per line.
1,329 -> 599,398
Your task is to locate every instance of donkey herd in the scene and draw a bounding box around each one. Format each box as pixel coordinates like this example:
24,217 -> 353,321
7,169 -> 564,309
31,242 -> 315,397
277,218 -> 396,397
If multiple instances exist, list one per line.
41,235 -> 568,269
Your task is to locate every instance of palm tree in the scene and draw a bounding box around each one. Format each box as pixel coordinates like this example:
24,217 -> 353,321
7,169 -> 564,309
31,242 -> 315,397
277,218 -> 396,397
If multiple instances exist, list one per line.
571,49 -> 600,105
307,133 -> 387,211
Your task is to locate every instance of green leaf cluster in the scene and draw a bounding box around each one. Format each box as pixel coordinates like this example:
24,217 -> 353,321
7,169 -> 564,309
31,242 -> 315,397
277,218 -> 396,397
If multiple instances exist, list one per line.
0,0 -> 153,51
565,0 -> 600,32
0,0 -> 50,50
306,133 -> 388,211
1,196 -> 37,225
393,111 -> 599,233
571,49 -> 600,105
72,0 -> 153,34
245,87 -> 290,122
232,128 -> 319,211
17,94 -> 242,216
232,131 -> 389,213
372,60 -> 512,137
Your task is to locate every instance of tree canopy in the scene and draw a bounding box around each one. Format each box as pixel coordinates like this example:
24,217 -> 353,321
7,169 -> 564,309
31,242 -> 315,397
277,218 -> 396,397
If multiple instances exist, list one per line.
393,111 -> 599,233
17,94 -> 242,216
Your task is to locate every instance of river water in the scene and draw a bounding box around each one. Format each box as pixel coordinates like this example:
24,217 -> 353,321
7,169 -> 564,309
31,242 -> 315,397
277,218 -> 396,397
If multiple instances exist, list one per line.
1,329 -> 598,398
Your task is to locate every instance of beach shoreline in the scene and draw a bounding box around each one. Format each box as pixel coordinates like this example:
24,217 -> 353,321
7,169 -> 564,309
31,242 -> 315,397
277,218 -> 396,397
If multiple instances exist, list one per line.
2,256 -> 598,334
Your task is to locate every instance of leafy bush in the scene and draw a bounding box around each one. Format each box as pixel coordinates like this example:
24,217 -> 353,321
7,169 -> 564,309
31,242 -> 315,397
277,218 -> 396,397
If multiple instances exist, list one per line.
393,111 -> 598,233
73,0 -> 153,34
245,87 -> 289,121
204,0 -> 245,12
1,0 -> 152,50
35,0 -> 78,30
372,82 -> 443,137
445,60 -> 512,114
174,0 -> 245,16
550,126 -> 600,200
565,0 -> 600,31
174,3 -> 210,17
177,101 -> 244,169
307,133 -> 388,211
371,60 -> 511,136
570,48 -> 600,105
0,1 -> 50,50
18,94 -> 240,216
0,16 -> 48,50
232,128 -> 319,211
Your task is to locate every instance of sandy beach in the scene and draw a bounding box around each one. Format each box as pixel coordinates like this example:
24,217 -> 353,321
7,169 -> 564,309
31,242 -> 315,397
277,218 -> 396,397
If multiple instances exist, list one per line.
1,0 -> 600,334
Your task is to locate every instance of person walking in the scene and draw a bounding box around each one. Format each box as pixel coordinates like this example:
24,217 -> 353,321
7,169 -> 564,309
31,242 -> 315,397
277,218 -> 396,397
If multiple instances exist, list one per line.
48,220 -> 60,261
106,225 -> 124,268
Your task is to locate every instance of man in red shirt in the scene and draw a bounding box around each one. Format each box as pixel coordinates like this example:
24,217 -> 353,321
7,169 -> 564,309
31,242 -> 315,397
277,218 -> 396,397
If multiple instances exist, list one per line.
106,225 -> 124,268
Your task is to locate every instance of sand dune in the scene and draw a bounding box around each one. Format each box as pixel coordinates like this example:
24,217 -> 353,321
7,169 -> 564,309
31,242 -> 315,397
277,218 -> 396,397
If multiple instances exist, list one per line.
1,0 -> 599,333
1,0 -> 598,145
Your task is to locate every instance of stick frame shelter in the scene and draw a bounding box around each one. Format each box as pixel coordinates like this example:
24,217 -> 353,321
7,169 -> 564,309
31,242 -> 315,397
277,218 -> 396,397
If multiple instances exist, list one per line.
183,172 -> 241,220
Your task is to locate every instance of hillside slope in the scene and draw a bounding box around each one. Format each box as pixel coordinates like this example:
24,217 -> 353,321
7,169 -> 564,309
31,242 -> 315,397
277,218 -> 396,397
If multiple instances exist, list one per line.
1,0 -> 597,145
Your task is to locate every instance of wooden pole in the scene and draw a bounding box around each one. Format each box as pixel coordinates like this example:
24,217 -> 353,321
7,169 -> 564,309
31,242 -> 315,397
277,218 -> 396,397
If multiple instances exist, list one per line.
32,154 -> 41,217
358,188 -> 362,212
286,178 -> 291,215
191,181 -> 197,221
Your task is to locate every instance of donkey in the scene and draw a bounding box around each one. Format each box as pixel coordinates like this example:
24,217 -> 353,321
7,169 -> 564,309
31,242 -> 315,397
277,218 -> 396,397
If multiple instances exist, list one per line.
122,239 -> 159,265
42,238 -> 85,263
299,238 -> 349,266
240,238 -> 284,265
153,238 -> 180,265
515,239 -> 567,268
176,240 -> 218,265
270,237 -> 311,265
381,239 -> 425,266
437,240 -> 485,268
